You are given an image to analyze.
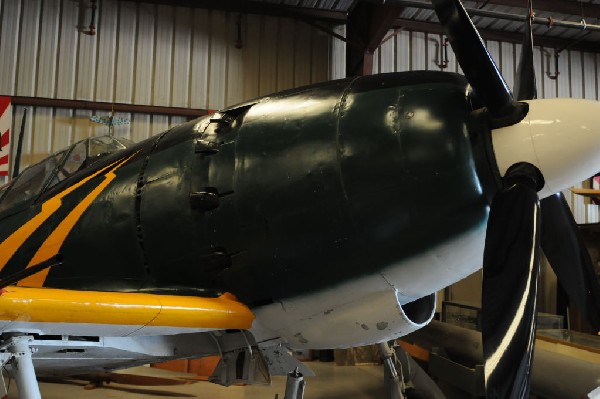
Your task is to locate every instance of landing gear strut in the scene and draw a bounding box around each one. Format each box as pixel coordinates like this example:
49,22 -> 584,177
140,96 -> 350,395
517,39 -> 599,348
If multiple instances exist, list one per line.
283,367 -> 305,399
380,342 -> 407,399
380,341 -> 446,399
1,335 -> 41,399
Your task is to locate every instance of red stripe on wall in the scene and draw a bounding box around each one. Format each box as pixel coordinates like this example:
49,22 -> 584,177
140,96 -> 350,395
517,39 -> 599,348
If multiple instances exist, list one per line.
0,97 -> 10,116
0,155 -> 8,165
1,130 -> 9,148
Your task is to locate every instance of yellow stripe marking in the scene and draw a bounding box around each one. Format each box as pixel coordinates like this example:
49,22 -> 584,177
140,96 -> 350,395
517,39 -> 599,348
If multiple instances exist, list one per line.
0,159 -> 125,273
0,286 -> 254,330
18,153 -> 139,287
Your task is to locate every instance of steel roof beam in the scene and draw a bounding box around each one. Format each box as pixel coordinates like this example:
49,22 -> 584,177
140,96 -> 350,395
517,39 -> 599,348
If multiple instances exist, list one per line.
346,2 -> 405,76
394,18 -> 600,53
478,0 -> 600,21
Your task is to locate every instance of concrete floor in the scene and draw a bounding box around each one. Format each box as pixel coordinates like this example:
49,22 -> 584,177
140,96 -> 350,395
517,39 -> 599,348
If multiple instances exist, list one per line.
7,362 -> 385,399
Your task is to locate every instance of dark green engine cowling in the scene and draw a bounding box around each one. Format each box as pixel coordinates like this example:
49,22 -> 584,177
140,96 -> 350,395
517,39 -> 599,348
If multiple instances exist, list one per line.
1,71 -> 489,306
220,72 -> 488,304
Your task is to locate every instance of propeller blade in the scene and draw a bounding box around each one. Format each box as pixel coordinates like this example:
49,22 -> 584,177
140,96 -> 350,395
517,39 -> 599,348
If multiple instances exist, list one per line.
540,193 -> 600,331
482,162 -> 543,399
514,0 -> 537,101
431,0 -> 520,121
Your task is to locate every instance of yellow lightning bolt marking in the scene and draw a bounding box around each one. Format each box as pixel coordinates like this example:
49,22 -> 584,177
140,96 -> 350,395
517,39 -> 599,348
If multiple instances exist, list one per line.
18,152 -> 139,287
0,153 -> 137,279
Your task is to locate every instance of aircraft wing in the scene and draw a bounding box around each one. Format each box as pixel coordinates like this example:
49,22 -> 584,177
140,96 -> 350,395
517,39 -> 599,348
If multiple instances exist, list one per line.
0,286 -> 267,382
0,286 -> 254,337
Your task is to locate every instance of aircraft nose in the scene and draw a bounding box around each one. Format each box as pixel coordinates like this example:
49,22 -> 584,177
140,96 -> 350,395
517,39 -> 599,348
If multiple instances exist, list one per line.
491,98 -> 600,198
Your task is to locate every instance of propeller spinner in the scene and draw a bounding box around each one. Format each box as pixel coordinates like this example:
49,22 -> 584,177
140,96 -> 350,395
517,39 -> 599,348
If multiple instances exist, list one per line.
431,0 -> 600,397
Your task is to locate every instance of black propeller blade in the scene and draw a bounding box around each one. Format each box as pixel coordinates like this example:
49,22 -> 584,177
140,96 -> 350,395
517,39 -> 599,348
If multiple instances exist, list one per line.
510,0 -> 600,332
540,193 -> 600,330
482,163 -> 544,399
430,0 -> 524,123
431,0 -> 600,396
514,0 -> 537,101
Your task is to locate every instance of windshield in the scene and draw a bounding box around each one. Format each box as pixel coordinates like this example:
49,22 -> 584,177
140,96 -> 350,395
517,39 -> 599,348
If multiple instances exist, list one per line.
0,151 -> 66,212
89,136 -> 128,159
0,135 -> 134,213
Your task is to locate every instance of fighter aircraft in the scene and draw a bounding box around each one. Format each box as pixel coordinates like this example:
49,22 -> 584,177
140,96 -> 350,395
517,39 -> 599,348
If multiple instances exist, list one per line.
0,0 -> 599,398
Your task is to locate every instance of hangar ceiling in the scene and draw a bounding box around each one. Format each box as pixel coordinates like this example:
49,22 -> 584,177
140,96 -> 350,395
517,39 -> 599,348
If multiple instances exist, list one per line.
133,0 -> 600,53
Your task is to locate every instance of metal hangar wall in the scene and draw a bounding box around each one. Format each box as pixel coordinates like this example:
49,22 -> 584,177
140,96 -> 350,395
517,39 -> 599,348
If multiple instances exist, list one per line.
1,2 -> 599,225
0,0 -> 333,184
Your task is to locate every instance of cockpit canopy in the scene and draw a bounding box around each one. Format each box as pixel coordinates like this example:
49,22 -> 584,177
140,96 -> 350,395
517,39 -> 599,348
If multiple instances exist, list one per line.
0,136 -> 133,213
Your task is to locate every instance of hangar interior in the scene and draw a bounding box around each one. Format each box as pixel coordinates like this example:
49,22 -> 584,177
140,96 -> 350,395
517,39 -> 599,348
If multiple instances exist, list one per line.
0,0 -> 599,398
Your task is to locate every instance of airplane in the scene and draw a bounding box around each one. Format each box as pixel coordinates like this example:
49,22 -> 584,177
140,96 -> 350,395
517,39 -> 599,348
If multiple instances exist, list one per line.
0,0 -> 599,398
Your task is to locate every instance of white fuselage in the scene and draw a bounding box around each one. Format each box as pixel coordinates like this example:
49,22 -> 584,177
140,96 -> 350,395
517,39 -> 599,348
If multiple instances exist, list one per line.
250,222 -> 487,349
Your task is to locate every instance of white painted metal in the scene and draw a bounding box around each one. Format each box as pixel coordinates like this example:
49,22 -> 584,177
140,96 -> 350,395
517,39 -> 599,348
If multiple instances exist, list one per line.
9,336 -> 41,399
396,30 -> 410,72
36,0 -> 60,98
190,9 -> 209,109
587,204 -> 599,224
134,3 -> 155,106
172,8 -> 192,108
427,33 -> 441,71
278,19 -> 297,91
259,16 -> 279,97
115,1 -> 137,104
500,42 -> 515,91
311,30 -> 330,83
16,1 -> 41,97
242,14 -> 261,103
411,31 -> 427,71
53,108 -> 73,148
252,225 -> 485,349
209,11 -> 228,108
487,41 -> 502,90
0,319 -> 235,337
0,0 -> 22,95
170,116 -> 188,127
95,0 -> 118,103
12,330 -> 257,379
556,49 -> 571,98
131,114 -> 151,143
55,2 -> 79,99
294,21 -> 313,87
570,51 -> 584,99
31,108 -> 53,164
572,182 -> 587,224
153,5 -> 174,106
379,33 -> 395,73
583,52 -> 597,100
151,115 -> 169,136
73,109 -> 93,143
1,0 -> 599,226
76,29 -> 98,100
492,99 -> 600,199
330,25 -> 346,80
541,48 -> 558,99
227,15 -> 245,106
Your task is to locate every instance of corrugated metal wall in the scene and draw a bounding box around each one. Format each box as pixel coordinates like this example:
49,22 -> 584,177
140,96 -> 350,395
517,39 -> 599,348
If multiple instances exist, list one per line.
0,0 -> 332,183
2,1 -> 599,225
